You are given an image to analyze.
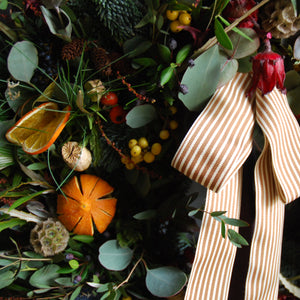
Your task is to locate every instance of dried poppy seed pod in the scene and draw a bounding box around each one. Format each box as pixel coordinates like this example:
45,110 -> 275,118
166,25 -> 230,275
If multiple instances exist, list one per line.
84,79 -> 106,102
62,141 -> 92,171
30,218 -> 69,257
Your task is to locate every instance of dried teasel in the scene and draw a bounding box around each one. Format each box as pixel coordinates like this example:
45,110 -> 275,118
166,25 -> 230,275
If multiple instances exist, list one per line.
62,141 -> 92,171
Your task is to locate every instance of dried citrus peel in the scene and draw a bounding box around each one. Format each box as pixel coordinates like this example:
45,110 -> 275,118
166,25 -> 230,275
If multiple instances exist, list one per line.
57,175 -> 117,236
6,102 -> 71,155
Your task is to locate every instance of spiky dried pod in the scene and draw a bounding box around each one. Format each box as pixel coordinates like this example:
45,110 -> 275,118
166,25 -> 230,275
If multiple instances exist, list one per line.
30,218 -> 69,257
62,141 -> 92,171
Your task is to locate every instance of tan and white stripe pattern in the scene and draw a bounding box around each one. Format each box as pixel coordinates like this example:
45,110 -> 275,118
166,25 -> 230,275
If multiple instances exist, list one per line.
171,72 -> 300,300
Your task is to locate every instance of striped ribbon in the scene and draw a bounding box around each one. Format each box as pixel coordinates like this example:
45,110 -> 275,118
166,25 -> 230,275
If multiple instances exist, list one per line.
171,72 -> 300,299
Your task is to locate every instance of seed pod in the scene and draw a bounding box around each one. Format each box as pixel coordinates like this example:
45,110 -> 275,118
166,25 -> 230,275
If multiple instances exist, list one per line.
62,141 -> 92,171
30,218 -> 69,257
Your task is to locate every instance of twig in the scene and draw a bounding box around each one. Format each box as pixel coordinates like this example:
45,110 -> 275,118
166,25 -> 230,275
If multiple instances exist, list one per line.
114,255 -> 144,290
191,0 -> 270,59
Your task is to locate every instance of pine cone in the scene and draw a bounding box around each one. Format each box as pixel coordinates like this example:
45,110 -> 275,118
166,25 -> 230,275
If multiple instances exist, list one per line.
260,0 -> 300,39
90,46 -> 112,76
61,38 -> 88,60
30,218 -> 69,257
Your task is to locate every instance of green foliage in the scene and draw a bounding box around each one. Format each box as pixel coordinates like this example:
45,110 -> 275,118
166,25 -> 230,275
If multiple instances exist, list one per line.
92,0 -> 145,43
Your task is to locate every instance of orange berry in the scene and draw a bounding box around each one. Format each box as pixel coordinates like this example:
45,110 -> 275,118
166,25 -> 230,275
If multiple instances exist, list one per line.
151,143 -> 162,156
138,137 -> 149,149
179,12 -> 192,25
143,152 -> 155,163
128,139 -> 138,149
169,120 -> 178,130
170,20 -> 182,33
166,10 -> 180,21
131,145 -> 142,157
159,129 -> 170,140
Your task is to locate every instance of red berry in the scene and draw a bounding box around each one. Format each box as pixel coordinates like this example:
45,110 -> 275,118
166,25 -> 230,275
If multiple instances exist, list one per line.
101,92 -> 119,106
109,106 -> 126,124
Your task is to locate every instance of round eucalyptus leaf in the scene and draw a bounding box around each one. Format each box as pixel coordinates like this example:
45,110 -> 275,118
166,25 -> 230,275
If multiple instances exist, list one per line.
0,270 -> 15,289
98,240 -> 133,271
7,41 -> 38,83
217,56 -> 238,89
145,266 -> 187,297
126,104 -> 157,128
179,44 -> 222,111
294,35 -> 300,60
29,264 -> 60,288
224,28 -> 259,59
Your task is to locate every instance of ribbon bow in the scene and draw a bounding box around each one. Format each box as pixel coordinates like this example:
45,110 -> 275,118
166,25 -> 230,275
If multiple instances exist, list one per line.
171,72 -> 300,300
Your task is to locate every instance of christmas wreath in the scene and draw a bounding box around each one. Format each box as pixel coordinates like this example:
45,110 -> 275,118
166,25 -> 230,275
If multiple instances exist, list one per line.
0,0 -> 299,299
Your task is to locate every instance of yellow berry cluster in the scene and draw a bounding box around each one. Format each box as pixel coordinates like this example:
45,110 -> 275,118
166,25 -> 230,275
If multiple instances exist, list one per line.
166,10 -> 192,33
121,137 -> 163,170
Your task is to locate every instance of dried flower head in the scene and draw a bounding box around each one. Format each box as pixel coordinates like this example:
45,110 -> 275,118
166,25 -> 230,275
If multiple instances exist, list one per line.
248,33 -> 286,98
62,141 -> 92,172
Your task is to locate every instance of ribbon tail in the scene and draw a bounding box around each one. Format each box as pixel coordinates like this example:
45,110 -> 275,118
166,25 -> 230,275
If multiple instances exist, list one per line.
245,88 -> 300,300
185,169 -> 243,300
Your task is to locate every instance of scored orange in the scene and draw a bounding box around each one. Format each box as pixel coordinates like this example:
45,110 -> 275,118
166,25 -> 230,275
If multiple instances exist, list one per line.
6,102 -> 71,155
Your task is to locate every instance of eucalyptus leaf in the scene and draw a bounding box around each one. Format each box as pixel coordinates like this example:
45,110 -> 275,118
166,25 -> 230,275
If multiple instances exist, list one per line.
294,36 -> 300,59
29,264 -> 60,288
237,56 -> 252,73
214,18 -> 233,50
42,0 -> 63,9
227,229 -> 249,247
224,28 -> 259,59
210,211 -> 227,217
223,217 -> 249,227
7,41 -> 38,83
145,266 -> 187,297
179,45 -> 222,111
126,104 -> 157,128
54,277 -> 73,286
217,56 -> 238,89
70,285 -> 83,300
41,6 -> 72,41
0,270 -> 15,289
98,240 -> 133,271
221,220 -> 226,238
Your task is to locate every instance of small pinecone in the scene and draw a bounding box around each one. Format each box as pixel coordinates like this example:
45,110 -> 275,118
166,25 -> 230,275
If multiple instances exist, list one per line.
90,47 -> 112,76
61,38 -> 88,60
260,0 -> 300,39
30,218 -> 69,257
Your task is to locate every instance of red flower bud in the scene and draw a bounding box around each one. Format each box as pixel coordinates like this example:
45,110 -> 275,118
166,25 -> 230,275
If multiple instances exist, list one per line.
248,34 -> 286,98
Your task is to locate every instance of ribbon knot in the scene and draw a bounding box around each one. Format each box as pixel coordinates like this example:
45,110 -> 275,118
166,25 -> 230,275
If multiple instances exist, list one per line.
171,72 -> 300,300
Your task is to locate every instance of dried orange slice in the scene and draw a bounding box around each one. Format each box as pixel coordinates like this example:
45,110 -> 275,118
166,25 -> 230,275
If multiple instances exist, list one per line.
6,102 -> 71,155
57,174 -> 117,236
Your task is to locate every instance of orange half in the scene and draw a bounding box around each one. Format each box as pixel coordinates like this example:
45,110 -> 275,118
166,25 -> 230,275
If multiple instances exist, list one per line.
57,174 -> 117,236
6,102 -> 71,155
